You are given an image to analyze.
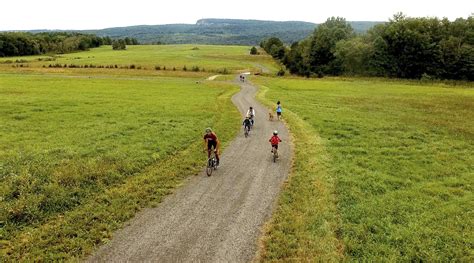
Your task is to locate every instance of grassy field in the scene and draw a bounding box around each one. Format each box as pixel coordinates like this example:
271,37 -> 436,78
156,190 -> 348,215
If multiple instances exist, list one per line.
0,45 -> 279,74
255,77 -> 473,261
0,72 -> 241,260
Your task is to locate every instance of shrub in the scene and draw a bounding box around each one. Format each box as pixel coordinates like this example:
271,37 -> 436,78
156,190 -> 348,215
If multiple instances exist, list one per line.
250,46 -> 258,55
218,68 -> 229,74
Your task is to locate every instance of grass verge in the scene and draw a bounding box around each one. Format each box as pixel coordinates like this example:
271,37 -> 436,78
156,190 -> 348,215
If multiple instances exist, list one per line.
255,84 -> 344,261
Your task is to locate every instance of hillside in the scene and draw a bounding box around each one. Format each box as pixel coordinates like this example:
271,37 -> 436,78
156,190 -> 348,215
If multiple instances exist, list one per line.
20,19 -> 384,45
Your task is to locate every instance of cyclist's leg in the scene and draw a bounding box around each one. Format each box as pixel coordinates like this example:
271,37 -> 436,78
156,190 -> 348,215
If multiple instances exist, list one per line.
207,141 -> 212,158
211,141 -> 219,164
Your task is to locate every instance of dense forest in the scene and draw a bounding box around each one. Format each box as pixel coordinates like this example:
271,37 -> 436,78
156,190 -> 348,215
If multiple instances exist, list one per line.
20,19 -> 383,45
0,32 -> 138,57
85,19 -> 319,45
262,14 -> 474,80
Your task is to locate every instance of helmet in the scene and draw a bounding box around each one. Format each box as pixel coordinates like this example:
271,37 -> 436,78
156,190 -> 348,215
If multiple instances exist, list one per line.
273,130 -> 278,135
205,127 -> 212,133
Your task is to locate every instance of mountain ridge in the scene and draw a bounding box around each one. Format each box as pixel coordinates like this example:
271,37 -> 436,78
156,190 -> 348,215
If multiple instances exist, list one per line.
6,18 -> 385,45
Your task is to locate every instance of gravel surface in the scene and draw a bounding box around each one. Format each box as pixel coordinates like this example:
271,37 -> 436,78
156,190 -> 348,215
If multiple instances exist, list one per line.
87,76 -> 292,262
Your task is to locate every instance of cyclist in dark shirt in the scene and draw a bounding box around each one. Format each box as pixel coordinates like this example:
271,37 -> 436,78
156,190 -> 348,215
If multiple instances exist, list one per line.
203,127 -> 220,165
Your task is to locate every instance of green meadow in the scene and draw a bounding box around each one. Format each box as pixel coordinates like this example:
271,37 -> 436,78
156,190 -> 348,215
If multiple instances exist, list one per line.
0,45 -> 279,73
1,43 -> 473,261
256,77 -> 473,261
0,72 -> 240,260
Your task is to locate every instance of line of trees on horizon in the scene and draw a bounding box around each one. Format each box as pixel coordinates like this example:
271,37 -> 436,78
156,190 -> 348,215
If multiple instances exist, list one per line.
0,32 -> 139,57
261,13 -> 473,81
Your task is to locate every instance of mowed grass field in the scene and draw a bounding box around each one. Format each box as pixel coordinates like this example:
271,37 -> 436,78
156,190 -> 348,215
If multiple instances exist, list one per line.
256,77 -> 473,261
0,72 -> 240,260
0,45 -> 279,73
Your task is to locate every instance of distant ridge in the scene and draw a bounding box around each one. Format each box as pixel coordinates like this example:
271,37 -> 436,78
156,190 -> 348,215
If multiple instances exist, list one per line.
12,19 -> 385,45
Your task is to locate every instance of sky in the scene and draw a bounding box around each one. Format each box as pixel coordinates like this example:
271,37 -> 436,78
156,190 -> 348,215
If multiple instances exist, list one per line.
1,0 -> 472,30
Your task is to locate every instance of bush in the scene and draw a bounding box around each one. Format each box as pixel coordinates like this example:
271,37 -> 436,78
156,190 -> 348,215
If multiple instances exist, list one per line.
218,68 -> 229,74
277,69 -> 286,76
250,46 -> 258,55
155,65 -> 161,70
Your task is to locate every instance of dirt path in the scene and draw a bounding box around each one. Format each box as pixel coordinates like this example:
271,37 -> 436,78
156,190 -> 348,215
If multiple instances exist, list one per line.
207,74 -> 221,80
88,76 -> 292,262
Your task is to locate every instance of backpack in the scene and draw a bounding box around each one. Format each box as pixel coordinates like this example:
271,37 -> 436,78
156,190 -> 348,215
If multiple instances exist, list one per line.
270,136 -> 280,145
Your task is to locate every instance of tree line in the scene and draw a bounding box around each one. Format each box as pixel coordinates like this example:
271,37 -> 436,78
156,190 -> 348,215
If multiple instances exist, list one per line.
0,32 -> 139,57
261,14 -> 473,80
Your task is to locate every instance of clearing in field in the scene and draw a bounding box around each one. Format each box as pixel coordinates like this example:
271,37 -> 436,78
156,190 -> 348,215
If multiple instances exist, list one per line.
256,77 -> 473,261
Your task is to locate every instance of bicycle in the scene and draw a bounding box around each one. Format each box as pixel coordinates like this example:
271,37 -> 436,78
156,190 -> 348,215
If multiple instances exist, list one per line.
272,146 -> 279,163
206,150 -> 218,176
244,125 -> 250,137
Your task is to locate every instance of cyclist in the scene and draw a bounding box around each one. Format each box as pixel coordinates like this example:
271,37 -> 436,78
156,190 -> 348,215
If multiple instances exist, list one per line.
269,130 -> 282,153
276,101 -> 282,120
242,116 -> 252,134
246,106 -> 255,126
203,127 -> 220,166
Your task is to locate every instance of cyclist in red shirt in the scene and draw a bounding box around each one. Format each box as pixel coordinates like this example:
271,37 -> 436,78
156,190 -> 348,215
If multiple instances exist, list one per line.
269,130 -> 282,153
203,127 -> 220,165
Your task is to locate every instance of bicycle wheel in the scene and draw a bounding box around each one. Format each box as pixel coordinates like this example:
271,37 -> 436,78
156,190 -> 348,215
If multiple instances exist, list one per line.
273,148 -> 278,163
206,158 -> 213,176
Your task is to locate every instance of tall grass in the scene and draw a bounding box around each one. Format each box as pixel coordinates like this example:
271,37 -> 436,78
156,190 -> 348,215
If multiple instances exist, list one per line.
0,73 -> 240,260
256,76 -> 473,261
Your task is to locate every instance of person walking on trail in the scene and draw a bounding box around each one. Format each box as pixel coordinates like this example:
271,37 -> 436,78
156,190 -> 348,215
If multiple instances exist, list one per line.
276,101 -> 282,120
269,130 -> 282,153
203,128 -> 220,166
246,106 -> 255,126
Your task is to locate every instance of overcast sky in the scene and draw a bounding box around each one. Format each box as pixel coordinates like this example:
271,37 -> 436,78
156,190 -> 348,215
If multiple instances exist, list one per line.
1,0 -> 472,30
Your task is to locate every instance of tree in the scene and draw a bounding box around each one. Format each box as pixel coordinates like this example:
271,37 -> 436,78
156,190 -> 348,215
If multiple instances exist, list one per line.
334,37 -> 372,75
250,46 -> 258,55
308,17 -> 354,75
261,37 -> 285,59
112,39 -> 126,50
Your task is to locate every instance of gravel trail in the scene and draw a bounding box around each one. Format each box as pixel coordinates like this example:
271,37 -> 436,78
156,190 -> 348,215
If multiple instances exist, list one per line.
88,76 -> 292,262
